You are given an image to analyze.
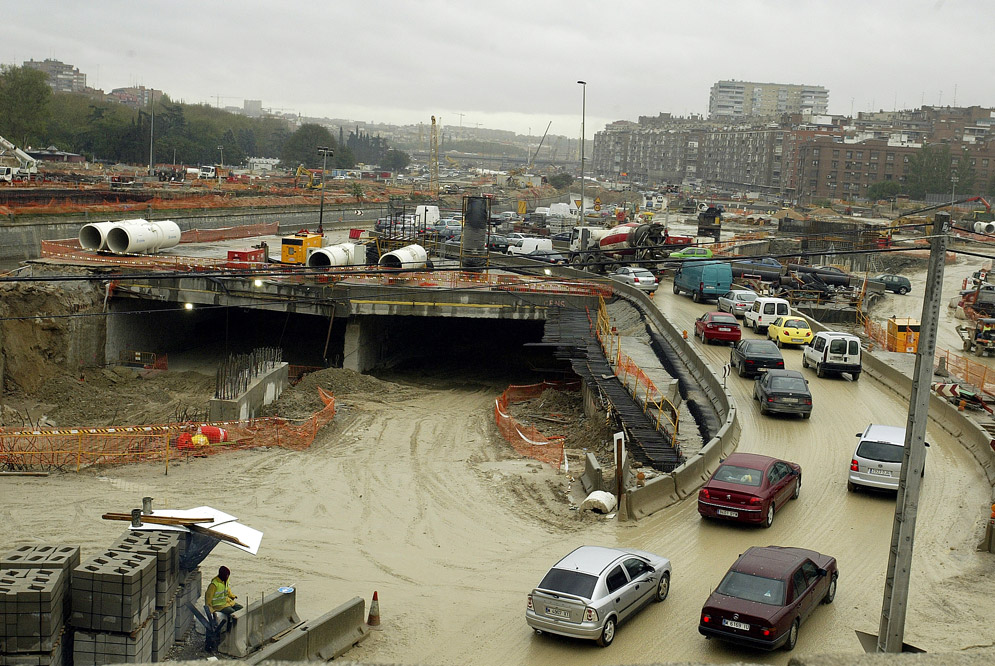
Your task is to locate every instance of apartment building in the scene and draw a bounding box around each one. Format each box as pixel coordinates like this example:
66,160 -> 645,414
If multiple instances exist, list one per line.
709,80 -> 828,120
22,58 -> 87,93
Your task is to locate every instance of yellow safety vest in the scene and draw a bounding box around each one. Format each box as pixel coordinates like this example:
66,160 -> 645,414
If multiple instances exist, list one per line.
209,577 -> 231,610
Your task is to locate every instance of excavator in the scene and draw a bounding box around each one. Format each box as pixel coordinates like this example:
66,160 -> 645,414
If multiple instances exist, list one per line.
879,196 -> 991,246
294,164 -> 323,189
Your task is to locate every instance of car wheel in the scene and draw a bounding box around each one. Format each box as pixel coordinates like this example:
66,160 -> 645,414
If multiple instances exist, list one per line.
851,372 -> 860,381
700,330 -> 707,344
846,480 -> 857,493
898,286 -> 909,295
793,475 -> 801,499
784,618 -> 799,651
655,572 -> 670,602
817,363 -> 826,378
802,355 -> 809,368
692,290 -> 701,303
760,401 -> 768,415
776,337 -> 783,348
596,616 -> 616,647
803,411 -> 811,419
823,575 -> 837,604
737,361 -> 746,377
672,283 -> 680,295
764,502 -> 774,528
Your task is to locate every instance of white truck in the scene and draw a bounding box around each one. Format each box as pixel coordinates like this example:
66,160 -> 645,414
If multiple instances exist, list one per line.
0,134 -> 39,181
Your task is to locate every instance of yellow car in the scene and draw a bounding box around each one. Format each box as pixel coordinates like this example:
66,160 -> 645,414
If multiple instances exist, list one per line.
767,315 -> 813,347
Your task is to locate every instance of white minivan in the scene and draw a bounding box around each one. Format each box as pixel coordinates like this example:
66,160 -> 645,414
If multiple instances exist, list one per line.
802,332 -> 862,380
744,297 -> 790,333
508,237 -> 553,256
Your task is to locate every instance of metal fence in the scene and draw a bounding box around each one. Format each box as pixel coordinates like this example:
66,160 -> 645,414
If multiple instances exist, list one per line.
215,347 -> 283,400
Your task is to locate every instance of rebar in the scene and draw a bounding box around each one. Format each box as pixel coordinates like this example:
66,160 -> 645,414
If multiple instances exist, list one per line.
214,347 -> 283,400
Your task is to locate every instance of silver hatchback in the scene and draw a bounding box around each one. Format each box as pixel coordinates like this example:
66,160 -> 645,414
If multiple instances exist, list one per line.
526,545 -> 672,647
717,289 -> 758,317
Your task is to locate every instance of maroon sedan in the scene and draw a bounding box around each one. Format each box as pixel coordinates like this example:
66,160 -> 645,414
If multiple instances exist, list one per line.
695,312 -> 742,345
697,453 -> 801,528
699,546 -> 838,651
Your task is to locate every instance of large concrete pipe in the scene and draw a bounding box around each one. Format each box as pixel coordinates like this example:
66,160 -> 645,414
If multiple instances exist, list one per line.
307,242 -> 360,268
379,244 -> 427,269
974,221 -> 995,234
106,220 -> 181,255
78,218 -> 146,251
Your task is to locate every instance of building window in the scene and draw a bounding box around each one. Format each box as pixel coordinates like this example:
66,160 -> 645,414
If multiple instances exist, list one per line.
886,153 -> 895,162
870,151 -> 879,160
846,151 -> 852,159
833,150 -> 840,157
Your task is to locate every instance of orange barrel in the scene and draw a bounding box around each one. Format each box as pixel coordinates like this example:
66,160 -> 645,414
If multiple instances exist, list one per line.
198,425 -> 228,443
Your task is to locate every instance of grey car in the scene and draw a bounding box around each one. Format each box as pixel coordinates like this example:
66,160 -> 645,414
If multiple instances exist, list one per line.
610,266 -> 659,293
753,369 -> 813,418
717,289 -> 758,317
871,273 -> 912,294
526,545 -> 672,647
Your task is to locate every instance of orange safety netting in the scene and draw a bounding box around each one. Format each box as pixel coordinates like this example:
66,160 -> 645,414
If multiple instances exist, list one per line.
0,388 -> 335,472
934,349 -> 995,398
494,381 -> 580,469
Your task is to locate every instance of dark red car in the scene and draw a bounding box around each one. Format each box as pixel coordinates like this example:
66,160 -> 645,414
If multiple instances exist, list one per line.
694,312 -> 742,345
697,453 -> 801,528
699,546 -> 838,651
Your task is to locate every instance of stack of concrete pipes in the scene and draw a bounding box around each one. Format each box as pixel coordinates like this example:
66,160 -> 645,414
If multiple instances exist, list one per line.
78,219 -> 181,255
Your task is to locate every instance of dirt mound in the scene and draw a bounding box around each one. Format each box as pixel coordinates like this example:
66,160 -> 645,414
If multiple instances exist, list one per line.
507,388 -> 616,463
260,367 -> 405,419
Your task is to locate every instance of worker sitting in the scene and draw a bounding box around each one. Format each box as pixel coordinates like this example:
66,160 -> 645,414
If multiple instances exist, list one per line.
205,566 -> 243,635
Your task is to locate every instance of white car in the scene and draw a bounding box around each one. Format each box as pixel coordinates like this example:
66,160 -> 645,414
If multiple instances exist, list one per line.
847,424 -> 918,492
610,266 -> 659,293
717,289 -> 757,317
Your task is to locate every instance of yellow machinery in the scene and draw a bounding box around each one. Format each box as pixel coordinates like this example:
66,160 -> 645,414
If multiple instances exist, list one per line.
281,232 -> 323,264
295,164 -> 323,189
886,316 -> 920,353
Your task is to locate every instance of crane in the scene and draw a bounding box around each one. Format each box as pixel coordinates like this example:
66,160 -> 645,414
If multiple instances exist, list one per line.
0,134 -> 39,182
528,121 -> 552,171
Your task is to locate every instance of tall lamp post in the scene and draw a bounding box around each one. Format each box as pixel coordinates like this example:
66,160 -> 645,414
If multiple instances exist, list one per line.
217,145 -> 224,167
577,80 -> 587,223
317,146 -> 333,233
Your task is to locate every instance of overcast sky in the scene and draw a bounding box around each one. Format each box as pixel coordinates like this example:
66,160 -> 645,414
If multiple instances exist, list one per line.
5,1 -> 993,140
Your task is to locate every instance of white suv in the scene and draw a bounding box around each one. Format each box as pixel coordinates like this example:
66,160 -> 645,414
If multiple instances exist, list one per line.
802,332 -> 862,380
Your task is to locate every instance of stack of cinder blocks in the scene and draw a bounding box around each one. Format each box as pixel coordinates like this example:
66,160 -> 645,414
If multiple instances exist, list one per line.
173,569 -> 201,643
70,550 -> 155,665
108,531 -> 179,662
0,545 -> 79,666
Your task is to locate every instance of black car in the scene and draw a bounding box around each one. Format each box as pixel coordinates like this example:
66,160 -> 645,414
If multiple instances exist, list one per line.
527,250 -> 567,265
486,234 -> 511,252
730,339 -> 784,378
871,273 -> 912,295
551,231 -> 572,242
753,369 -> 813,418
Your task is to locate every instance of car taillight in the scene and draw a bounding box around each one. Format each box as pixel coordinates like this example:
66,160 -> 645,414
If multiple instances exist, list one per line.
761,626 -> 776,637
746,359 -> 756,364
805,331 -> 812,337
700,282 -> 704,291
804,399 -> 812,405
701,614 -> 712,623
777,361 -> 784,367
767,396 -> 775,402
584,607 -> 598,622
851,459 -> 859,471
749,497 -> 762,505
527,595 -> 534,611
700,488 -> 710,499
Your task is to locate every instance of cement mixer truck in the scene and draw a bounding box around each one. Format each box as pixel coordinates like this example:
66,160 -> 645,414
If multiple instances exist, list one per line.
568,222 -> 693,272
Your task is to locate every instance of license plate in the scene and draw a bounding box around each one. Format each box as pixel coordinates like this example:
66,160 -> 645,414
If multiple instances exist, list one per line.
758,367 -> 769,373
868,469 -> 893,476
719,327 -> 731,332
545,607 -> 569,618
781,397 -> 798,403
792,338 -> 803,343
716,509 -> 739,517
722,619 -> 750,631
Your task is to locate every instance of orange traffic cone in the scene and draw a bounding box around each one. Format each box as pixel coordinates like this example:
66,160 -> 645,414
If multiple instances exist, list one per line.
367,591 -> 381,630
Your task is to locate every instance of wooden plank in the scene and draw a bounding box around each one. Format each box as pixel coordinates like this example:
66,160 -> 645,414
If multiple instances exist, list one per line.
101,513 -> 214,525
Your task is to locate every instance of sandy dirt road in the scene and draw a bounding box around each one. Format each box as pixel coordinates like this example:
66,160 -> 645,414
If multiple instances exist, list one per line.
3,280 -> 994,665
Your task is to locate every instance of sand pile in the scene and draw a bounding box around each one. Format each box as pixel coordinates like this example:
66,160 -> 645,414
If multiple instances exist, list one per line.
260,367 -> 406,419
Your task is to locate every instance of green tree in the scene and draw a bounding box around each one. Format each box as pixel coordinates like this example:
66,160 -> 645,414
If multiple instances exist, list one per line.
548,173 -> 573,190
866,180 -> 903,201
0,65 -> 51,146
952,147 -> 976,197
351,182 -> 364,202
280,123 -> 336,169
905,144 -> 951,199
382,149 -> 410,171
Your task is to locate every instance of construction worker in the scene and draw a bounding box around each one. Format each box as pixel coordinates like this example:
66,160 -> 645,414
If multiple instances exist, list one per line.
205,566 -> 242,628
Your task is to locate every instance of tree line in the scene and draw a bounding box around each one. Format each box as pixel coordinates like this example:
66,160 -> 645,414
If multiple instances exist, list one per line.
866,144 -> 995,201
0,64 -> 409,171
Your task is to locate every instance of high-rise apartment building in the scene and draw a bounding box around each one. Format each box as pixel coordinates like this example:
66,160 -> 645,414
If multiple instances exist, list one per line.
22,59 -> 87,93
709,80 -> 828,120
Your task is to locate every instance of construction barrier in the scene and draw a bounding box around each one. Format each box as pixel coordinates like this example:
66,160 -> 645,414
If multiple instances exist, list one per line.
0,388 -> 335,472
493,381 -> 580,469
219,588 -> 301,658
243,597 -> 368,665
934,348 -> 995,397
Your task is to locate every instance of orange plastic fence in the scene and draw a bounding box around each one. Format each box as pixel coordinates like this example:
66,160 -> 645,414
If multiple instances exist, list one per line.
494,381 -> 581,469
0,388 -> 335,472
180,222 -> 279,243
934,349 -> 995,397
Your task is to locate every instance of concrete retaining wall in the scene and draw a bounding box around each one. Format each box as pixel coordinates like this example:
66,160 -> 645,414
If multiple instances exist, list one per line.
208,363 -> 289,421
219,588 -> 301,658
243,596 -> 368,664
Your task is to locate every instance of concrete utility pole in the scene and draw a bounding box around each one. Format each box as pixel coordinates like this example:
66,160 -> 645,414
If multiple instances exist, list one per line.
577,80 -> 587,223
317,146 -> 333,233
876,211 -> 950,653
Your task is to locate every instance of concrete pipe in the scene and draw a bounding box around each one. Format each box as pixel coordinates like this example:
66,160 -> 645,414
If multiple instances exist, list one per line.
307,243 -> 360,268
974,221 -> 995,234
79,218 -> 147,251
106,220 -> 181,255
379,244 -> 428,270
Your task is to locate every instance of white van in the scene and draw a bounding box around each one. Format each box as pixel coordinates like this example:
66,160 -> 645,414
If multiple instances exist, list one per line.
803,332 -> 862,380
847,424 -> 924,492
744,297 -> 790,333
414,205 -> 441,227
509,238 -> 553,256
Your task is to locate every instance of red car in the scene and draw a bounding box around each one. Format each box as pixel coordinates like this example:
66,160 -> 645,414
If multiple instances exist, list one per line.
694,312 -> 741,345
697,453 -> 801,528
699,546 -> 838,651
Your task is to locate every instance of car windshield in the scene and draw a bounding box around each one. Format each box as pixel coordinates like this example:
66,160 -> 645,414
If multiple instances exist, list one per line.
770,377 -> 808,392
716,571 -> 786,606
857,441 -> 905,463
537,569 -> 598,599
713,464 -> 763,487
783,319 -> 807,328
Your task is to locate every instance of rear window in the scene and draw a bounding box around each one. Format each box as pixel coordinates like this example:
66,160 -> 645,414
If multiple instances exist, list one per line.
857,440 -> 905,463
770,377 -> 808,392
714,464 -> 763,487
829,339 -> 848,354
631,269 -> 655,278
712,314 -> 738,325
849,340 -> 860,354
538,569 -> 598,599
737,293 -> 757,302
716,571 -> 786,606
783,319 -> 807,328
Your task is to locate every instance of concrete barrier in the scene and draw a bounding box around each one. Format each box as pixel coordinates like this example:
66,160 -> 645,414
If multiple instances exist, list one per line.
579,453 -> 604,494
625,473 -> 680,520
219,587 -> 301,658
243,596 -> 369,664
208,362 -> 289,421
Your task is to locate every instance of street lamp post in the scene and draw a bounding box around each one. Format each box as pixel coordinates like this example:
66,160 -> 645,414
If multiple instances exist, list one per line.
577,80 -> 586,224
217,145 -> 224,167
317,146 -> 333,233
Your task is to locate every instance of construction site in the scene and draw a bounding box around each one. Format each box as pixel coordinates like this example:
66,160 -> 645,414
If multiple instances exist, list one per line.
2,170 -> 995,666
